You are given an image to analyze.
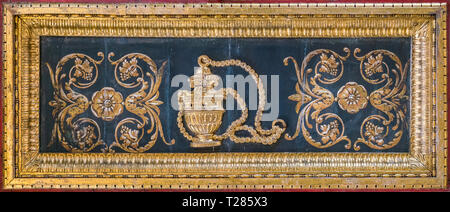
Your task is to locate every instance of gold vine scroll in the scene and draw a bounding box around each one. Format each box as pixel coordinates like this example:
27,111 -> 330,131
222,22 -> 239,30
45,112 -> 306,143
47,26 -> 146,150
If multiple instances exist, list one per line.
284,48 -> 409,151
47,52 -> 174,153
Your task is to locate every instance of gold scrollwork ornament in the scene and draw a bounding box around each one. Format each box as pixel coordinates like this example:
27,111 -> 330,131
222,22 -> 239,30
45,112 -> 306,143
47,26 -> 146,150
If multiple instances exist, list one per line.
107,53 -> 175,153
47,52 -> 106,152
48,52 -> 174,153
284,48 -> 352,149
285,47 -> 408,151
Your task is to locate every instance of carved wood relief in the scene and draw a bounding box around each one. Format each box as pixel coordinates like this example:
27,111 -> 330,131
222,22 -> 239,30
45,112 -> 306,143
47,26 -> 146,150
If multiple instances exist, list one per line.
1,3 -> 447,189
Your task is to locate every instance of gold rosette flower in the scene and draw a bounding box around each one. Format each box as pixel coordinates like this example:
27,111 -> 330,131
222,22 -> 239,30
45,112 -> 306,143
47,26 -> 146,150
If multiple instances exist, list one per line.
91,87 -> 124,121
336,82 -> 368,114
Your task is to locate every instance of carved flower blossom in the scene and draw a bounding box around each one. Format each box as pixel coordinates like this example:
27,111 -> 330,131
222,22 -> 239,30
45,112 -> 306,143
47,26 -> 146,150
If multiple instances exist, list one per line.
319,120 -> 340,144
119,58 -> 140,81
91,87 -> 124,121
364,53 -> 384,77
364,122 -> 385,145
73,58 -> 94,80
74,125 -> 96,150
319,53 -> 339,76
120,125 -> 140,149
336,82 -> 368,114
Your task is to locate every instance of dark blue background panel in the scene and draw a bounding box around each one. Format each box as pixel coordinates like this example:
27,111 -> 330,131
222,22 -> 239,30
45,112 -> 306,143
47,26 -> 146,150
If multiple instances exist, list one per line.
40,37 -> 411,153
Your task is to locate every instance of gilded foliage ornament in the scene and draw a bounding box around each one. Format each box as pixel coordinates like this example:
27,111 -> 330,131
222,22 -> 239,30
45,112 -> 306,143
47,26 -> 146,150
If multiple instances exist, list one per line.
284,48 -> 352,149
47,52 -> 174,153
285,48 -> 408,151
46,53 -> 105,152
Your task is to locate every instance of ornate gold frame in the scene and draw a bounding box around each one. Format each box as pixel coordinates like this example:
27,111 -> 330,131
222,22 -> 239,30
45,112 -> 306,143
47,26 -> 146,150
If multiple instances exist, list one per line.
2,3 -> 447,189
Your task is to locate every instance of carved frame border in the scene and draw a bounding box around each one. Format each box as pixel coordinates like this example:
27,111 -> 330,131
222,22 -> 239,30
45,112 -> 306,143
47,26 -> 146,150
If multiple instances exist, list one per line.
2,3 -> 447,189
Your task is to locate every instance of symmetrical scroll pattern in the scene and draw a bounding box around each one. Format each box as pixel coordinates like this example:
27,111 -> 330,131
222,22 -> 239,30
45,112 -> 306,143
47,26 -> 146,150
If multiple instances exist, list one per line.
108,53 -> 175,152
285,48 -> 408,151
47,52 -> 174,153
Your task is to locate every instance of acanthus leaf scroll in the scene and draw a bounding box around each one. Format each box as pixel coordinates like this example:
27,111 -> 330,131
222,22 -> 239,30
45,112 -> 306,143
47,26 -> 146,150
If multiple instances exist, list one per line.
47,52 -> 174,153
47,52 -> 105,152
285,48 -> 409,151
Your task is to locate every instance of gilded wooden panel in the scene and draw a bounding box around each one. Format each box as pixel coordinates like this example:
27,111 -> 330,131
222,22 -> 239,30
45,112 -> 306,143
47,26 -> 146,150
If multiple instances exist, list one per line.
1,3 -> 447,189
